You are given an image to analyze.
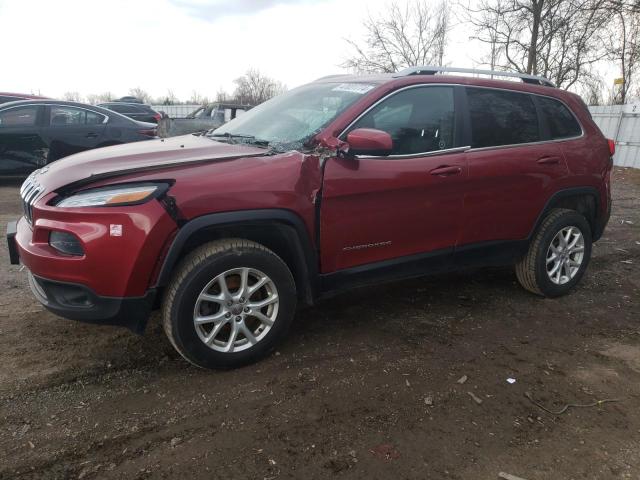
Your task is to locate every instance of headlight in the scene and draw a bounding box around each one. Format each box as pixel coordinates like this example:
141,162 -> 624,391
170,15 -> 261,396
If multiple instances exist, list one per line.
56,183 -> 166,208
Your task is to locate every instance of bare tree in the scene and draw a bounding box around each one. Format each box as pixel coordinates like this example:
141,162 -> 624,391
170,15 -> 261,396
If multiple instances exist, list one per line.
463,0 -> 611,89
581,76 -> 605,105
189,91 -> 209,105
160,89 -> 179,105
233,69 -> 286,105
62,91 -> 83,102
128,87 -> 152,104
216,88 -> 230,102
607,1 -> 640,103
343,0 -> 450,73
85,92 -> 115,104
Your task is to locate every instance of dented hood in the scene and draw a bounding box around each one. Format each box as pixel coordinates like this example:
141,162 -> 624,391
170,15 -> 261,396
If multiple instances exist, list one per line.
35,134 -> 269,193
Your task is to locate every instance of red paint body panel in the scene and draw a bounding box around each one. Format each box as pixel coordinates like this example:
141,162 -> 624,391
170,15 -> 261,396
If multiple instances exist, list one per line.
36,135 -> 268,194
462,142 -> 569,245
321,153 -> 467,271
12,73 -> 612,308
15,196 -> 177,296
81,151 -> 323,246
18,148 -> 323,296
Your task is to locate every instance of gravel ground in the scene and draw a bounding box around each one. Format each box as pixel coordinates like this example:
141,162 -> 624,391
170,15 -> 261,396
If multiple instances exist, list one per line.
0,168 -> 639,480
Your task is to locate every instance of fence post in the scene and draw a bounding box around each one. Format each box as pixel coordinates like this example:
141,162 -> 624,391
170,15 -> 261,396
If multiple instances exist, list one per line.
613,105 -> 624,144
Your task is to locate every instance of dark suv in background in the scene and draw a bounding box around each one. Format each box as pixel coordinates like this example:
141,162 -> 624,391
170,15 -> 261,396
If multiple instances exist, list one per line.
8,66 -> 613,369
97,101 -> 162,124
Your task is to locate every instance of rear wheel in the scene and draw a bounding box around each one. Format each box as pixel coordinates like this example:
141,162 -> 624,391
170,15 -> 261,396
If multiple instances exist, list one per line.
515,208 -> 592,297
162,239 -> 296,369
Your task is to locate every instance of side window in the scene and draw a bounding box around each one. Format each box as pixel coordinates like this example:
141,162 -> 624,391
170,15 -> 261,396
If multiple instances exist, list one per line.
467,88 -> 539,148
49,106 -> 106,126
348,86 -> 456,155
0,106 -> 39,127
86,110 -> 106,125
212,109 -> 225,123
537,97 -> 582,139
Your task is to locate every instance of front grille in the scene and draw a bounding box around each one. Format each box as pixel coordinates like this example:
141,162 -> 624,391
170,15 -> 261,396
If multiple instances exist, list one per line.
20,174 -> 43,224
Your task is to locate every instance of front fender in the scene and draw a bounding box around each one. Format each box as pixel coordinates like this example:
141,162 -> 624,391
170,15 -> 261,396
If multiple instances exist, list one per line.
153,209 -> 319,305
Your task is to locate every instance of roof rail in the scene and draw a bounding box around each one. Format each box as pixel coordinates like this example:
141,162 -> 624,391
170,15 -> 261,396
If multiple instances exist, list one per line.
393,66 -> 556,88
315,74 -> 348,81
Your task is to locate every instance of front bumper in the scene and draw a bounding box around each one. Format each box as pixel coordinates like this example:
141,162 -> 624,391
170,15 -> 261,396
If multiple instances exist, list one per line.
11,196 -> 176,297
7,223 -> 155,331
7,197 -> 176,331
28,272 -> 156,333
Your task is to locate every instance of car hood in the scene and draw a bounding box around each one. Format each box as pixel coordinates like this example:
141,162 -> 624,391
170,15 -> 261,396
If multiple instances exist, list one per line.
34,135 -> 269,193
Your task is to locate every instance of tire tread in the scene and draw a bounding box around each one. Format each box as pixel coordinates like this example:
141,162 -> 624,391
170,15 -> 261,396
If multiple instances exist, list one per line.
161,239 -> 279,366
515,208 -> 574,296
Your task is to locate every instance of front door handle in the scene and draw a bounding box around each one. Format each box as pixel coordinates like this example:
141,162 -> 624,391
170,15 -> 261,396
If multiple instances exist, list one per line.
430,165 -> 462,176
537,156 -> 561,165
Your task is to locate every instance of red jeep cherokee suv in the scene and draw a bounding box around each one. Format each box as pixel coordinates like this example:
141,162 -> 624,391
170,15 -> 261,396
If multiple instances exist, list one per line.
7,67 -> 613,369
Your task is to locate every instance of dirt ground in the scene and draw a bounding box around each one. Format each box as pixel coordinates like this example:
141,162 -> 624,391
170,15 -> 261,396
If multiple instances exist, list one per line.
0,168 -> 638,480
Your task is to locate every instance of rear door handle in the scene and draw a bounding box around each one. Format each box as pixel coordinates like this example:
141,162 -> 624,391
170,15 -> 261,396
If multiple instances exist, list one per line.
537,156 -> 561,165
430,165 -> 462,176
86,132 -> 99,138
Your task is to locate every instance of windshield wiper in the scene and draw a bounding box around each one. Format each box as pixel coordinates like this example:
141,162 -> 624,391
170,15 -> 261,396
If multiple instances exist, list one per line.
208,132 -> 270,148
208,132 -> 256,139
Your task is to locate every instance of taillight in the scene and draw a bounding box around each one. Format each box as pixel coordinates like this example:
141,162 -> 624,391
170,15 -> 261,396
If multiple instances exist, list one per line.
154,113 -> 161,122
607,138 -> 616,156
138,128 -> 157,137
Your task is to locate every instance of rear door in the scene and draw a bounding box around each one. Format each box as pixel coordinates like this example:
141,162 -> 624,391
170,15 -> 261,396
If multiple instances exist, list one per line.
320,85 -> 468,273
460,87 -> 568,247
0,104 -> 47,174
41,105 -> 107,161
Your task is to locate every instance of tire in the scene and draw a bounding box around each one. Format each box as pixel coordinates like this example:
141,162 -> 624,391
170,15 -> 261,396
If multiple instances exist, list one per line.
162,239 -> 297,369
515,208 -> 592,298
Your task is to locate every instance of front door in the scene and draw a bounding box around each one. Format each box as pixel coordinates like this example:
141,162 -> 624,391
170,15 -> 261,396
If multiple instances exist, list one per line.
0,104 -> 47,175
320,85 -> 468,273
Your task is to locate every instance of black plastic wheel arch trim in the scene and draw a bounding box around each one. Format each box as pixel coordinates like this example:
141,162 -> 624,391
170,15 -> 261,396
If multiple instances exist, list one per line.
153,209 -> 319,305
530,186 -> 606,241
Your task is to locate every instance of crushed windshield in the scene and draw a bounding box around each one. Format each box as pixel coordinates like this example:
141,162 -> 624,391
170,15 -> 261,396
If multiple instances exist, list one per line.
208,82 -> 377,150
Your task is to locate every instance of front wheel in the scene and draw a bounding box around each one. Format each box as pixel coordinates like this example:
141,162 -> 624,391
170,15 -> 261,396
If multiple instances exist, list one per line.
515,208 -> 592,297
162,239 -> 297,369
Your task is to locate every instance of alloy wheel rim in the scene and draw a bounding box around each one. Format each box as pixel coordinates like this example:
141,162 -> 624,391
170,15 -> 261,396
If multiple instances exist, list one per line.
193,267 -> 279,353
546,226 -> 585,285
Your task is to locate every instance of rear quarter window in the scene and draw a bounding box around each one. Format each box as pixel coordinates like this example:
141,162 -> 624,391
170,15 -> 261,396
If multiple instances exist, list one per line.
467,88 -> 540,148
537,96 -> 582,139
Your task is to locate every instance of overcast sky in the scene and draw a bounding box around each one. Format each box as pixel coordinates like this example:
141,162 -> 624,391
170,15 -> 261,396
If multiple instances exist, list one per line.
0,0 -> 617,102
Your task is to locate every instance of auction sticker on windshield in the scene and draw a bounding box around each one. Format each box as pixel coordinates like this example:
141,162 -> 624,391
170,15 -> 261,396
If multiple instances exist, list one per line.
331,83 -> 376,94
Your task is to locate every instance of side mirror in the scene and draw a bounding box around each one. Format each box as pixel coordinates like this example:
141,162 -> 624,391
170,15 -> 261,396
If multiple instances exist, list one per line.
346,128 -> 393,157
